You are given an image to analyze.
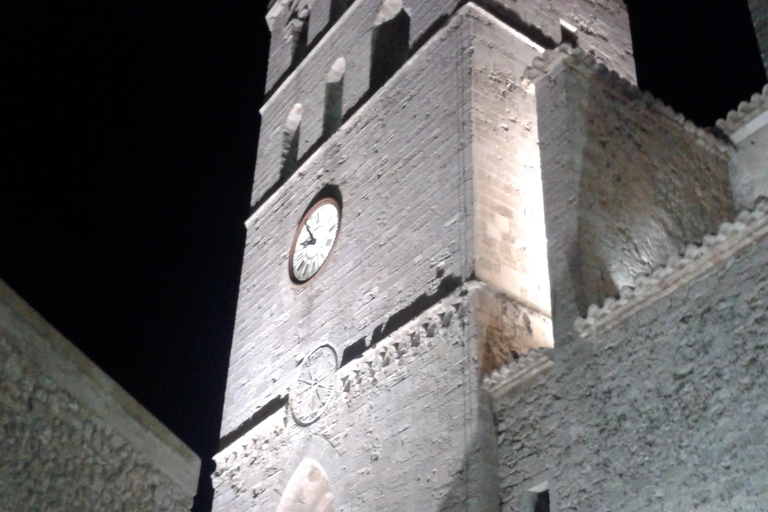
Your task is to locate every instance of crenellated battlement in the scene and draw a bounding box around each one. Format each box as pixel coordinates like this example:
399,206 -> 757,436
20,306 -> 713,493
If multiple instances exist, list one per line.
252,0 -> 635,208
716,84 -> 768,209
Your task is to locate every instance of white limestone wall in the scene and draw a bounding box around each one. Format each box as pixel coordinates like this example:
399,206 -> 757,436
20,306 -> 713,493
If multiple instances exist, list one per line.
224,9 -> 476,437
254,0 -> 635,207
214,288 -> 498,512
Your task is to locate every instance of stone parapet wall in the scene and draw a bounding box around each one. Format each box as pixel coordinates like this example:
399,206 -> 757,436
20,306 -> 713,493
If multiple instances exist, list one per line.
0,280 -> 200,512
716,84 -> 768,209
574,199 -> 768,338
482,0 -> 634,81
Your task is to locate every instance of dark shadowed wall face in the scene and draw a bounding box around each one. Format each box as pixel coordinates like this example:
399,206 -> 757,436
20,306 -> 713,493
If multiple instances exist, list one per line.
747,0 -> 768,76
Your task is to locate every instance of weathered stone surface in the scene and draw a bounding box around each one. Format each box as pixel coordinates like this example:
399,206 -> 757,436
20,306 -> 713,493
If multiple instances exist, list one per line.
716,84 -> 768,209
218,1 -> 767,511
0,280 -> 200,512
214,288 -> 498,512
536,51 -> 734,344
254,0 -> 634,207
224,8 -> 476,437
495,220 -> 768,511
475,286 -> 552,376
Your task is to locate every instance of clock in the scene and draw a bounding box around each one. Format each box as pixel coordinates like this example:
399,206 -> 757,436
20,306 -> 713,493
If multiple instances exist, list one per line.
290,345 -> 338,425
289,198 -> 340,283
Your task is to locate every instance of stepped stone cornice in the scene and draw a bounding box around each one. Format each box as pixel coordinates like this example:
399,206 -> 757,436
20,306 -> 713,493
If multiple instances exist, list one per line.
715,84 -> 768,143
481,347 -> 554,398
574,198 -> 768,339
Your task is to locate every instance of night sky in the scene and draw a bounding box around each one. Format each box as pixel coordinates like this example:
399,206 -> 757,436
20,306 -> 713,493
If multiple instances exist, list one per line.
1,0 -> 765,511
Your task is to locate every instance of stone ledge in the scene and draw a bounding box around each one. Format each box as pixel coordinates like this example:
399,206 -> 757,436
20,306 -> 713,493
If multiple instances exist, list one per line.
524,44 -> 734,156
715,84 -> 768,143
573,197 -> 768,339
481,347 -> 554,398
336,286 -> 472,398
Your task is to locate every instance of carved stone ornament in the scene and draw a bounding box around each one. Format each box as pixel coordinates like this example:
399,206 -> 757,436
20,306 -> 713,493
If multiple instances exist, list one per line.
290,345 -> 338,425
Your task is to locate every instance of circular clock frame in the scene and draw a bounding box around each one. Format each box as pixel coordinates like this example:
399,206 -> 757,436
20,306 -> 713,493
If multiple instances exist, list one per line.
289,344 -> 338,426
288,197 -> 341,284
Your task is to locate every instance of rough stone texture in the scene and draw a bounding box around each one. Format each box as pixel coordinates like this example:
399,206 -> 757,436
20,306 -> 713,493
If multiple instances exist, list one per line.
226,2 -> 568,441
475,286 -> 552,377
535,54 -> 735,344
254,0 -> 634,208
0,279 -> 200,512
731,122 -> 768,209
469,10 -> 552,314
573,201 -> 768,338
748,0 -> 768,77
484,0 -> 635,81
213,288 -> 498,512
224,8 -> 475,437
494,361 -> 557,511
496,221 -> 768,511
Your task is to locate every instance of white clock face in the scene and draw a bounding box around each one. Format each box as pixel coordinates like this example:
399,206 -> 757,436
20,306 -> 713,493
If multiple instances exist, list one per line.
291,200 -> 340,283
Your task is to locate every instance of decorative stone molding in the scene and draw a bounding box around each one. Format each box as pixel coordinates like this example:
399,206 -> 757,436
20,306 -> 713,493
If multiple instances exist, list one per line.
337,290 -> 470,398
523,45 -> 734,156
481,347 -> 554,398
715,84 -> 768,143
574,198 -> 768,338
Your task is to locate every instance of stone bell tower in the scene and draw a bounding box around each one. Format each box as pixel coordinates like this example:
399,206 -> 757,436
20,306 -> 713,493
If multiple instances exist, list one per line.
208,0 -> 654,510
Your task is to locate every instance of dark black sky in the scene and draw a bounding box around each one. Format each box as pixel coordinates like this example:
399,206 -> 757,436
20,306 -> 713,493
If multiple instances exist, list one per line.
1,1 -> 764,511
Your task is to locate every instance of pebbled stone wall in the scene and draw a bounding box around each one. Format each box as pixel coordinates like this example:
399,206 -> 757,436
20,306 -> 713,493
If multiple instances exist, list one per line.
213,287 -> 498,512
0,280 -> 200,512
495,218 -> 768,511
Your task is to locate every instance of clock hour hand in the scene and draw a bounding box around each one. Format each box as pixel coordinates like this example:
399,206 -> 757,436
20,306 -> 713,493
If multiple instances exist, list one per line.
304,224 -> 317,244
304,224 -> 316,245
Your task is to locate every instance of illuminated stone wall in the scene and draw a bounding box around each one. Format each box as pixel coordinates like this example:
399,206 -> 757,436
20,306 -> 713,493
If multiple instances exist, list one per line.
223,4 -> 570,440
495,206 -> 768,511
254,0 -> 634,207
214,288 -> 498,512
